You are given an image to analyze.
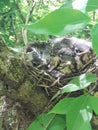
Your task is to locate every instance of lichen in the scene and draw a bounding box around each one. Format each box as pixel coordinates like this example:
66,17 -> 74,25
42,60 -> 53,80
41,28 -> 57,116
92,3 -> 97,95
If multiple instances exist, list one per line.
8,58 -> 26,83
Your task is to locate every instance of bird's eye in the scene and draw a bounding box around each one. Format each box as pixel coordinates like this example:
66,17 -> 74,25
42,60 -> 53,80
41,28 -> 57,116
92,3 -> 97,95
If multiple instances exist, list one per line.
74,48 -> 80,54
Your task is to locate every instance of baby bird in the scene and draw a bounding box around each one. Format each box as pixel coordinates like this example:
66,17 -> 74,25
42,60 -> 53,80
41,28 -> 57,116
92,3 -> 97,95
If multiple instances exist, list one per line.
48,55 -> 61,72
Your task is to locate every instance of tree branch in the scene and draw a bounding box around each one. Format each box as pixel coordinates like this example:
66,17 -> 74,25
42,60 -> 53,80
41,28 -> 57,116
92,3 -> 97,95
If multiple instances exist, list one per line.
22,0 -> 36,45
0,38 -> 49,115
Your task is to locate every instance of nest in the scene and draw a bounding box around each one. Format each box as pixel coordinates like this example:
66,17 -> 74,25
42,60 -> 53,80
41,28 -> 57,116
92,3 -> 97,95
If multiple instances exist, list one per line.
25,37 -> 96,96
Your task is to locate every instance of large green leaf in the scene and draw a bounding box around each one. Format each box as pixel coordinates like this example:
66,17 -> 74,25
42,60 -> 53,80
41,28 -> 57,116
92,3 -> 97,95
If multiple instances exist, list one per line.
50,95 -> 92,130
26,8 -> 90,36
61,73 -> 97,93
50,95 -> 92,114
91,24 -> 98,55
86,0 -> 98,12
28,114 -> 66,130
51,73 -> 97,101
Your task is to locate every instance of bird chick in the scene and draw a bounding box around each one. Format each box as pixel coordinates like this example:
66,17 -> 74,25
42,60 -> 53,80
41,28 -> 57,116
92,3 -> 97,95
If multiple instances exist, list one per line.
48,55 -> 61,72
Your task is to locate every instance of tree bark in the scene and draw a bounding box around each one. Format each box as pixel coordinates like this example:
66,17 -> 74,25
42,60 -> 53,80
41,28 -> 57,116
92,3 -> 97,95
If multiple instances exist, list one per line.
0,39 -> 50,129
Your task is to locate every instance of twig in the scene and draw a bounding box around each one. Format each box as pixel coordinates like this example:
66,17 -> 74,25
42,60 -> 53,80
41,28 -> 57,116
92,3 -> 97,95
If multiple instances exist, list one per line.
22,0 -> 36,45
44,114 -> 56,130
10,15 -> 17,41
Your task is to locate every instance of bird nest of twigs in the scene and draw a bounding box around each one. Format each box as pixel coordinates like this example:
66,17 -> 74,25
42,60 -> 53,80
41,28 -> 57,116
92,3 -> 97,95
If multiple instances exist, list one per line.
24,37 -> 96,96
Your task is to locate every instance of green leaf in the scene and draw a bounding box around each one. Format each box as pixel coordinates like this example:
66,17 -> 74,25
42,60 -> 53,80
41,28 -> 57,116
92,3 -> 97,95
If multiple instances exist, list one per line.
89,96 -> 98,114
50,97 -> 75,114
26,8 -> 90,36
50,95 -> 91,114
70,73 -> 97,88
61,73 -> 91,93
28,114 -> 66,130
91,24 -> 98,55
86,0 -> 98,12
50,95 -> 92,130
51,73 -> 97,100
61,83 -> 84,93
67,109 -> 92,130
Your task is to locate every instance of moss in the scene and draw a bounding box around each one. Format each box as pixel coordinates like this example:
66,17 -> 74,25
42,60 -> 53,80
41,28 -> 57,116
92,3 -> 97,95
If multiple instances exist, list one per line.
0,42 -> 25,83
17,80 -> 49,114
18,80 -> 33,99
8,58 -> 26,83
0,59 -> 8,74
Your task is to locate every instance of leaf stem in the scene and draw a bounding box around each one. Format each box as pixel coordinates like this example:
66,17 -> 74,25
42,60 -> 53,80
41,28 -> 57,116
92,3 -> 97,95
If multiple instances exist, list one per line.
44,114 -> 56,130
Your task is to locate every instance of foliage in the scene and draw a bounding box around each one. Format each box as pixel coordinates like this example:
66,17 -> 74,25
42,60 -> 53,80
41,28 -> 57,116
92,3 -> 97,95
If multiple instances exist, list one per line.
26,0 -> 98,130
28,94 -> 98,130
25,8 -> 90,36
49,95 -> 98,130
51,73 -> 97,101
1,0 -> 98,130
0,0 -> 62,47
28,73 -> 98,130
28,114 -> 66,130
91,24 -> 98,55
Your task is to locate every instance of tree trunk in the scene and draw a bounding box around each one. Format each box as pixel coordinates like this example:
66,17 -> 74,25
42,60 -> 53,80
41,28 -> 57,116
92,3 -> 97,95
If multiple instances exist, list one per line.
0,39 -> 50,130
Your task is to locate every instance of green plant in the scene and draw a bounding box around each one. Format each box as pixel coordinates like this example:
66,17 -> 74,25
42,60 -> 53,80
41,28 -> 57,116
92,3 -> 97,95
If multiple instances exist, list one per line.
27,0 -> 98,130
